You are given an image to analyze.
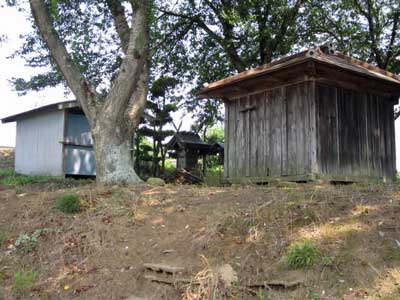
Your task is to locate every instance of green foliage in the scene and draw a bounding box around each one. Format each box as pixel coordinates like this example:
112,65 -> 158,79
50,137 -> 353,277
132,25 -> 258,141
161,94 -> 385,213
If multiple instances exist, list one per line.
0,232 -> 6,246
0,169 -> 15,177
203,125 -> 224,169
12,270 -> 37,298
137,76 -> 180,177
322,256 -> 334,267
307,0 -> 400,73
55,194 -> 81,214
15,187 -> 25,195
308,291 -> 321,300
15,228 -> 58,253
11,0 -> 122,95
256,288 -> 269,300
0,170 -> 55,186
156,0 -> 312,129
204,126 -> 224,145
286,241 -> 319,269
15,233 -> 37,253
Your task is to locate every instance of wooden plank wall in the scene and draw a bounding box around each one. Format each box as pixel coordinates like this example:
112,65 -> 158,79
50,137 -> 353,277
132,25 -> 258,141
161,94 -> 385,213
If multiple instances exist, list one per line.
224,82 -> 313,180
316,83 -> 396,179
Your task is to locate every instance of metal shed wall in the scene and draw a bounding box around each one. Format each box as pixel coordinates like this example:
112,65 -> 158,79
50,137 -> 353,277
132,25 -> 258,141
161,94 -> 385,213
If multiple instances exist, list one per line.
15,110 -> 65,176
63,112 -> 96,176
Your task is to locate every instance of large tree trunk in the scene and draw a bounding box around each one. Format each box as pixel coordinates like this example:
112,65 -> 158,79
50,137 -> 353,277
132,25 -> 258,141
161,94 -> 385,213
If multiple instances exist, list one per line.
30,0 -> 150,185
93,127 -> 141,184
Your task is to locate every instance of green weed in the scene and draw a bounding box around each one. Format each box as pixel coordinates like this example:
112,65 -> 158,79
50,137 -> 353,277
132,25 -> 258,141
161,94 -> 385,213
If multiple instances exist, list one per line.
0,232 -> 6,246
15,187 -> 25,194
287,240 -> 319,269
0,169 -> 54,186
322,256 -> 334,267
12,270 -> 37,298
0,169 -> 15,178
55,194 -> 81,214
308,291 -> 321,300
256,289 -> 268,300
15,228 -> 59,253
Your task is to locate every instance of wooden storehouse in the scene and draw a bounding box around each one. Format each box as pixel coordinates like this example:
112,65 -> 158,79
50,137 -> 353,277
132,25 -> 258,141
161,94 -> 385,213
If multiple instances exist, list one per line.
1,100 -> 95,177
199,45 -> 400,183
167,131 -> 211,173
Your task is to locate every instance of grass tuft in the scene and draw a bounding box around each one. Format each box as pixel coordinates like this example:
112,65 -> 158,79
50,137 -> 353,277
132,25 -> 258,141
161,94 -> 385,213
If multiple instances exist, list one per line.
56,194 -> 81,214
0,169 -> 54,186
308,291 -> 321,300
287,240 -> 319,269
12,270 -> 37,298
0,232 -> 6,246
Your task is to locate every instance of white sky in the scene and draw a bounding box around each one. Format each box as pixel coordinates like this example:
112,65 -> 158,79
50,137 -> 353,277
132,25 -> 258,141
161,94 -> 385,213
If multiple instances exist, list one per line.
1,3 -> 400,171
0,4 -> 69,147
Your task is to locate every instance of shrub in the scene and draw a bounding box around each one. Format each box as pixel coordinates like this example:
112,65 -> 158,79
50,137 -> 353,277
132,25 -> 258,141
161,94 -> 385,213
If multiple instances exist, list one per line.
55,194 -> 81,213
12,270 -> 37,298
287,241 -> 319,269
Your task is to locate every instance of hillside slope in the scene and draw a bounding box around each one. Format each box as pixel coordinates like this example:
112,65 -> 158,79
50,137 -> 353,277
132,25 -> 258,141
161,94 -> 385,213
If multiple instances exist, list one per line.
0,174 -> 399,299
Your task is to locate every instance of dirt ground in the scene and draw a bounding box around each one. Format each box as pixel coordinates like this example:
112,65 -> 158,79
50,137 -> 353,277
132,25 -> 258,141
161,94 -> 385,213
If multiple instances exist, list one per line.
0,159 -> 400,299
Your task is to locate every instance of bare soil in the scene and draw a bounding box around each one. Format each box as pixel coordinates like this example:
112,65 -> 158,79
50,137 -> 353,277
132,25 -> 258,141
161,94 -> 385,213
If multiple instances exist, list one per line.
0,155 -> 399,299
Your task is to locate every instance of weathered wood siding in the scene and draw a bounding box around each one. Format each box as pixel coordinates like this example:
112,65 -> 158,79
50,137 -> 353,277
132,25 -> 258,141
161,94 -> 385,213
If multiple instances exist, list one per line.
316,83 -> 396,179
177,150 -> 199,172
15,110 -> 64,176
224,82 -> 314,181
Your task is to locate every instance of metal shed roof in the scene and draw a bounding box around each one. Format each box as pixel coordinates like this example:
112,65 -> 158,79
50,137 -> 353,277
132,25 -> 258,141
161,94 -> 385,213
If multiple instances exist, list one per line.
1,100 -> 79,124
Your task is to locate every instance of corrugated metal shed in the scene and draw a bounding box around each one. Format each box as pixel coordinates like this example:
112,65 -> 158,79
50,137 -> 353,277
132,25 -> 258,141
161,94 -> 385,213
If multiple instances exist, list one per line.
1,100 -> 96,177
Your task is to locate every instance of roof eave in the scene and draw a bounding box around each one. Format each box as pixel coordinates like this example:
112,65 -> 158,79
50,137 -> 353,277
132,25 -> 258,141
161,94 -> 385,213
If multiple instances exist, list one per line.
1,100 -> 79,124
198,51 -> 400,100
198,56 -> 312,99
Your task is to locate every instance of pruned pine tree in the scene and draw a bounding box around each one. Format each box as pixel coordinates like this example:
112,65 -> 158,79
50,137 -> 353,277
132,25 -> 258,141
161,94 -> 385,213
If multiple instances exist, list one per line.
138,76 -> 179,176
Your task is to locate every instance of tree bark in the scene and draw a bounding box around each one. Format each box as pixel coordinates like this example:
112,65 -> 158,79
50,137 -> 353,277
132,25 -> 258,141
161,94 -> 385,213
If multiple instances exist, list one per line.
93,122 -> 141,184
30,0 -> 150,185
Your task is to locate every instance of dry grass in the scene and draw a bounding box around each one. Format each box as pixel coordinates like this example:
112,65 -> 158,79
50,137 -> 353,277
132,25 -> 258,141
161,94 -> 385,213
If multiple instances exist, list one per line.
0,178 -> 399,299
183,255 -> 222,300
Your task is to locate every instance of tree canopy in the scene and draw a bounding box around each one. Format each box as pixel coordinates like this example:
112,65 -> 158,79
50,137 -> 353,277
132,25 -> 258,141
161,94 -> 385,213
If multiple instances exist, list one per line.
7,0 -> 400,182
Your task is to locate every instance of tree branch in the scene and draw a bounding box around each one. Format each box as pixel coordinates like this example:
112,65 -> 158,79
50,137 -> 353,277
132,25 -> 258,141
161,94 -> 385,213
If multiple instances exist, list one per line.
105,0 -> 131,53
383,9 -> 400,69
29,0 -> 98,119
159,7 -> 246,72
361,0 -> 383,67
264,0 -> 304,63
102,0 -> 149,122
